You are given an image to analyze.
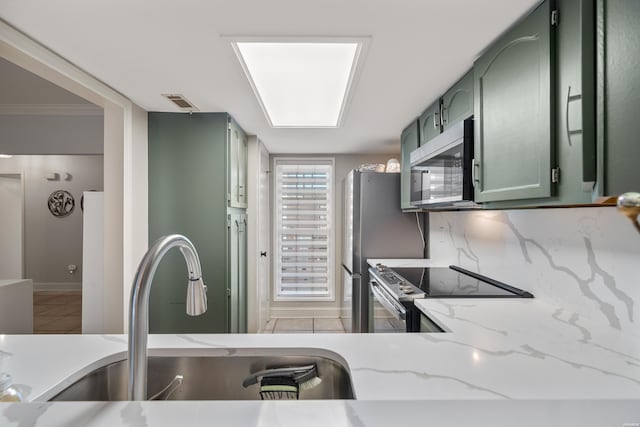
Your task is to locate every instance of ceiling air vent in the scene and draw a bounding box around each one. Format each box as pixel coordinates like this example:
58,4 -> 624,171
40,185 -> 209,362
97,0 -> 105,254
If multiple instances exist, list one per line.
162,94 -> 198,112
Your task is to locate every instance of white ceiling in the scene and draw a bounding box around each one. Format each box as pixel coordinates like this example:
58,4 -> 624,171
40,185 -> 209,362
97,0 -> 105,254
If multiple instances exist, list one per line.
0,57 -> 92,105
0,0 -> 539,153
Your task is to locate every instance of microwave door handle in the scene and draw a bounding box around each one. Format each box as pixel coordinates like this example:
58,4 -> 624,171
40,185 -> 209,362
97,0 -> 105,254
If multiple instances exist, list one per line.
471,158 -> 480,187
371,281 -> 406,321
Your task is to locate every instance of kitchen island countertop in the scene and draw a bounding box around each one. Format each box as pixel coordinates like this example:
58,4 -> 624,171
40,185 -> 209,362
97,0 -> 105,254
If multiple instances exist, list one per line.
1,292 -> 639,425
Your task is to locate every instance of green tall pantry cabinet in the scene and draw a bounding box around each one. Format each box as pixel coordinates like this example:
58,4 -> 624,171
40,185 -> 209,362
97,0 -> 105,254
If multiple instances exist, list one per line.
148,112 -> 248,334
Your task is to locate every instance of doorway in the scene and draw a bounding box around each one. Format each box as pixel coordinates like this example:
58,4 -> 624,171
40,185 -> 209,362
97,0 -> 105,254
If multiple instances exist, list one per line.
0,52 -> 105,334
2,20 -> 148,334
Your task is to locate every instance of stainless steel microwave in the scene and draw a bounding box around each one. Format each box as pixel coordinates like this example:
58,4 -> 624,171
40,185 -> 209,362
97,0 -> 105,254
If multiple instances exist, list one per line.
409,119 -> 474,207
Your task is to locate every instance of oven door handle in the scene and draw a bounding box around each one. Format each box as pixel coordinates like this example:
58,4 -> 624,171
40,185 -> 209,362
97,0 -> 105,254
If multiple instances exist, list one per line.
370,281 -> 406,321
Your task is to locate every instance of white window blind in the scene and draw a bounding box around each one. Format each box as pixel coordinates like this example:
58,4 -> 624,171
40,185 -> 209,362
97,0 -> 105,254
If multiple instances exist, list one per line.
274,160 -> 334,300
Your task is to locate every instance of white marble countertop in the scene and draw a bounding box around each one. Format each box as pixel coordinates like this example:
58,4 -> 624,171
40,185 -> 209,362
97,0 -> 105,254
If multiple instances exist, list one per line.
1,306 -> 632,402
2,288 -> 640,425
414,298 -> 640,399
2,399 -> 639,427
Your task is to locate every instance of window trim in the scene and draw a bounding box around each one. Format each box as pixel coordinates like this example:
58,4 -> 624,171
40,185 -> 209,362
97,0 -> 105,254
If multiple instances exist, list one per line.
271,157 -> 336,302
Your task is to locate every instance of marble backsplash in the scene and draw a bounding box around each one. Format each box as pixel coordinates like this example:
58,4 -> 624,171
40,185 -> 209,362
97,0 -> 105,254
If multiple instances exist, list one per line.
429,207 -> 640,334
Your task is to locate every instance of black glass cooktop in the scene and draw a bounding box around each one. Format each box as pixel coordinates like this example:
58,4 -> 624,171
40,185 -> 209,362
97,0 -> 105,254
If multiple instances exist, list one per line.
390,265 -> 533,298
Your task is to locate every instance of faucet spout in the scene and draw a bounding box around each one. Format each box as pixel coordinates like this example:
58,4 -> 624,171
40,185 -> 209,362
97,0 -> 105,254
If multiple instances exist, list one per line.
128,234 -> 207,400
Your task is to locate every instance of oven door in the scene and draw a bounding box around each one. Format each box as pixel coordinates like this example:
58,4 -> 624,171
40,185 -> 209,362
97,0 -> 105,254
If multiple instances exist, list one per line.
368,280 -> 407,333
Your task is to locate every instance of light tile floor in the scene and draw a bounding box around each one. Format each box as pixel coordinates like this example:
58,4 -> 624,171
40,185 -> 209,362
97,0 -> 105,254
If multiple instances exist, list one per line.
262,318 -> 345,334
33,291 -> 82,334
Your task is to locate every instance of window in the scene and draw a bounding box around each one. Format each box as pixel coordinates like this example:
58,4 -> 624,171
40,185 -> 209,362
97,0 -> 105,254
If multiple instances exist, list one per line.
273,159 -> 334,300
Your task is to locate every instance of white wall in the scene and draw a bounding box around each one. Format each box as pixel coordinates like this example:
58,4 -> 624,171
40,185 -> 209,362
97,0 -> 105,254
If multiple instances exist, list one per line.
121,104 -> 148,332
0,114 -> 103,154
269,153 -> 397,318
82,191 -> 104,333
103,101 -> 124,332
429,207 -> 640,335
0,155 -> 103,289
0,174 -> 23,279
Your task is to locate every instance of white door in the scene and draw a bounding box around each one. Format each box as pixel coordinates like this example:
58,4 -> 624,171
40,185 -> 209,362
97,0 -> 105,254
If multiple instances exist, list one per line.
0,174 -> 23,279
258,142 -> 271,330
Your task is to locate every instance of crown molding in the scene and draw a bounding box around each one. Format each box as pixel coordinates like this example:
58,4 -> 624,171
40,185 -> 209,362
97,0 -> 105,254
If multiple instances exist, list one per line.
0,103 -> 103,116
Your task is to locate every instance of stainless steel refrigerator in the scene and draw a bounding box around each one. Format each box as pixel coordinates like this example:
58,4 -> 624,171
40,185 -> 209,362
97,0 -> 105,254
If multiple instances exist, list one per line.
341,170 -> 426,333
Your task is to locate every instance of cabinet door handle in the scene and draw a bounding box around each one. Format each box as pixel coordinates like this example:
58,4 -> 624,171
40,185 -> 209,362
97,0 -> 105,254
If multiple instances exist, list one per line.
433,111 -> 440,129
441,106 -> 447,127
471,158 -> 480,187
238,184 -> 244,197
565,85 -> 582,147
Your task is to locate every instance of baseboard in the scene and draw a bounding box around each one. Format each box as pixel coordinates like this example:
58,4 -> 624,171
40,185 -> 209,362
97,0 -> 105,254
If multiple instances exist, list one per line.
33,282 -> 82,292
270,307 -> 342,318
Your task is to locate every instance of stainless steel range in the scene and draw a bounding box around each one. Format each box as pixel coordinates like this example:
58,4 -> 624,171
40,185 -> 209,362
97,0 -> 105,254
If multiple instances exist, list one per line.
368,264 -> 534,333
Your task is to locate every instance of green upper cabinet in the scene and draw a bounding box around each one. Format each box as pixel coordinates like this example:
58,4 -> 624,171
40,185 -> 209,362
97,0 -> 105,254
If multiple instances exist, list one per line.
483,0 -> 596,209
596,0 -> 640,198
400,120 -> 420,210
441,70 -> 474,131
418,101 -> 441,146
473,0 -> 556,203
229,118 -> 248,208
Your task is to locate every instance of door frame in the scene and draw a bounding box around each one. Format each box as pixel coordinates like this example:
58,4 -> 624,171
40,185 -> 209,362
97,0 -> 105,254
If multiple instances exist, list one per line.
0,172 -> 25,279
246,136 -> 271,332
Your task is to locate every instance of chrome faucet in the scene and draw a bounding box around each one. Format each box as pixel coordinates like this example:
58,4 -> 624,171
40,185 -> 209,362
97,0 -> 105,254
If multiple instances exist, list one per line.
617,192 -> 640,234
128,234 -> 207,400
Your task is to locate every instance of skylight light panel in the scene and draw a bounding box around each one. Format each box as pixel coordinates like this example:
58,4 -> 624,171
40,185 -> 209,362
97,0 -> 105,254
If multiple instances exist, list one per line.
232,40 -> 362,128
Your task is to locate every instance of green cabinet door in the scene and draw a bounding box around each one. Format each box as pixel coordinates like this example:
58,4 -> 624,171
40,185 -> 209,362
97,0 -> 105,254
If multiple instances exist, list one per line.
238,213 -> 247,333
547,0 -> 595,204
484,0 -> 595,209
418,101 -> 441,145
148,113 -> 229,333
598,0 -> 640,197
441,70 -> 474,131
228,211 -> 247,333
474,0 -> 556,203
229,118 -> 248,209
400,120 -> 419,210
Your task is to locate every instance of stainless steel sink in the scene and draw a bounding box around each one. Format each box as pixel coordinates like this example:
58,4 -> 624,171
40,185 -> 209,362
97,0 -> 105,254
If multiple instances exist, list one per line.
49,353 -> 355,401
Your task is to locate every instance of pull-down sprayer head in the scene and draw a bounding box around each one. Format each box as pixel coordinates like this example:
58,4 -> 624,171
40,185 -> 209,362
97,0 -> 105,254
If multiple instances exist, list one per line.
186,277 -> 207,316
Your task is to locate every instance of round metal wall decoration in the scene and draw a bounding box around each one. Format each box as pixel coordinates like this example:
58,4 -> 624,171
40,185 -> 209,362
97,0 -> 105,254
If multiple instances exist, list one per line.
47,190 -> 75,217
